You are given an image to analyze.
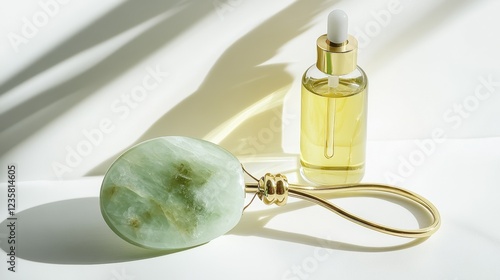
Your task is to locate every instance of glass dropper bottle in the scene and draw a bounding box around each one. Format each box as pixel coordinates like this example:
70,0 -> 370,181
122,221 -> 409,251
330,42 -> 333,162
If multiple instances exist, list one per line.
300,10 -> 368,185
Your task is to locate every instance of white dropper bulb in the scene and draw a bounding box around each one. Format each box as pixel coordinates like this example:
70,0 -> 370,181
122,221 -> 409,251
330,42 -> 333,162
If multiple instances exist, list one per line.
327,10 -> 348,44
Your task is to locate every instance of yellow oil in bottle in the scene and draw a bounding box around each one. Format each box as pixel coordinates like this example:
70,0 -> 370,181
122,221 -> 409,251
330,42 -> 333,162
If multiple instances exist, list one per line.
300,75 -> 367,185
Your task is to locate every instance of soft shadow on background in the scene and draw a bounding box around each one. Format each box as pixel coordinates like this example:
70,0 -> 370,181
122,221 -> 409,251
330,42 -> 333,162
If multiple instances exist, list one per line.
0,0 -> 472,158
0,197 -> 178,264
85,0 -> 472,176
87,0 -> 332,176
0,0 -> 208,155
365,0 -> 473,70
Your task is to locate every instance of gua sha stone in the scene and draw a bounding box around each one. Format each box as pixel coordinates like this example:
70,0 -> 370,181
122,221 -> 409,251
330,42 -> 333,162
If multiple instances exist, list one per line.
100,136 -> 245,250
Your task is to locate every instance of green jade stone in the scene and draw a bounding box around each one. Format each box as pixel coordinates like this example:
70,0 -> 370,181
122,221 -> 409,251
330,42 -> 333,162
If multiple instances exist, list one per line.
100,136 -> 245,250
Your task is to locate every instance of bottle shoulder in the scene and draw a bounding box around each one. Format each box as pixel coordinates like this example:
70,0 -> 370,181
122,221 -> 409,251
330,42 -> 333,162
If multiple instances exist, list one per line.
302,64 -> 367,97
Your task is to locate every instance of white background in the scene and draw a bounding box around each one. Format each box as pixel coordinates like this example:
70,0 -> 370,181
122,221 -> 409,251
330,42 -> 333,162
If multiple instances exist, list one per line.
1,0 -> 499,279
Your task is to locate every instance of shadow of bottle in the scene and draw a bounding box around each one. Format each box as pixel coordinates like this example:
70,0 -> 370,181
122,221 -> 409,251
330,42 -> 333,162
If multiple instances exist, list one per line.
87,0 -> 333,176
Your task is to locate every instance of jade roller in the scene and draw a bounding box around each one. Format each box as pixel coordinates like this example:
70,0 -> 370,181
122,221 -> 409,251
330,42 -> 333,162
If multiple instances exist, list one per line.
100,136 -> 440,250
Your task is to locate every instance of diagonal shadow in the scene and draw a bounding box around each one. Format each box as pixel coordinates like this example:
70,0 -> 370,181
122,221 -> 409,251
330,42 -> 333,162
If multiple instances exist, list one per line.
0,0 -> 212,155
135,0 -> 332,143
0,0 -> 187,95
87,0 -> 333,176
365,0 -> 474,69
0,197 -> 182,264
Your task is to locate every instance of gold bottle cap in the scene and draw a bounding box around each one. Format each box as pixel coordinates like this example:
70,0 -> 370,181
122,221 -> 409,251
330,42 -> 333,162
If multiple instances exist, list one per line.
316,35 -> 358,76
316,10 -> 358,76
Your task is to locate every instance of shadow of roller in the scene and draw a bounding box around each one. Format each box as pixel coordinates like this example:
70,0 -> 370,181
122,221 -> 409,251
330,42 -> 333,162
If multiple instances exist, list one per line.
0,184 -> 436,264
230,191 -> 434,252
0,197 -> 182,264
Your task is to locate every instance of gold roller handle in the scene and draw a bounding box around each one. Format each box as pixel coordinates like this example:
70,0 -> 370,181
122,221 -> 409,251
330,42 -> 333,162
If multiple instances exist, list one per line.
242,165 -> 441,239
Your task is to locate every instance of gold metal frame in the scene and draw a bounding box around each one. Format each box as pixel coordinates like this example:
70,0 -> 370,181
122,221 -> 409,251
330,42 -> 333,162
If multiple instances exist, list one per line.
243,166 -> 441,239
